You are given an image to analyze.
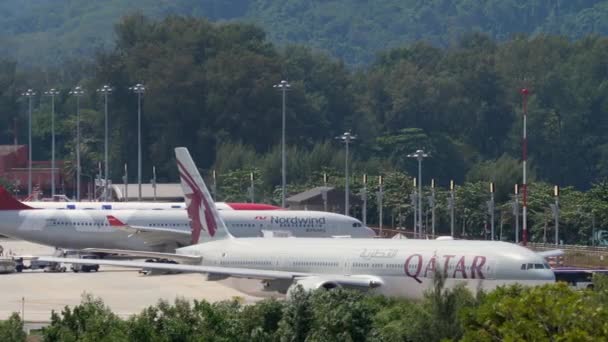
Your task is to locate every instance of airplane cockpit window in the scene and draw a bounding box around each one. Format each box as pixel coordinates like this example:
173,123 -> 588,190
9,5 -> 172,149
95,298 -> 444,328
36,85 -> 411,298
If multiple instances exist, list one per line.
352,223 -> 362,228
522,263 -> 551,270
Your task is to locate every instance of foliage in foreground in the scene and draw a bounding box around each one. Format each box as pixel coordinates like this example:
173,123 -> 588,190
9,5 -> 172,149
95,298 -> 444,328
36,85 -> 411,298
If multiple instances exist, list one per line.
28,275 -> 608,341
0,313 -> 26,342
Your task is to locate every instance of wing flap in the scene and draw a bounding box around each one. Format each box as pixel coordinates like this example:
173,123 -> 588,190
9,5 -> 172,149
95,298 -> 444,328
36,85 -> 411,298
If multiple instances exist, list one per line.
37,256 -> 303,280
106,215 -> 191,247
80,248 -> 202,264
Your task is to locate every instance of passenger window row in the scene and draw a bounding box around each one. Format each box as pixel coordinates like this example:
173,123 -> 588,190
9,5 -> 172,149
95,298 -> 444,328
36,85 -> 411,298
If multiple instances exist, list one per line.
231,223 -> 256,228
293,261 -> 339,267
53,221 -> 108,226
149,223 -> 190,227
220,260 -> 272,266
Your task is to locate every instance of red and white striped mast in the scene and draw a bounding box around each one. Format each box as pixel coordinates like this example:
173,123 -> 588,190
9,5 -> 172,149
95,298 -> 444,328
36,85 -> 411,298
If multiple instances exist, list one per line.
520,88 -> 529,246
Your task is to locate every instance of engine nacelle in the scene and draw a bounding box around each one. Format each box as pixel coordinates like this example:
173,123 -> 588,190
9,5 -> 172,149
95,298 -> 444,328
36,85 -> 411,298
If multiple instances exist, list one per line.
286,277 -> 341,297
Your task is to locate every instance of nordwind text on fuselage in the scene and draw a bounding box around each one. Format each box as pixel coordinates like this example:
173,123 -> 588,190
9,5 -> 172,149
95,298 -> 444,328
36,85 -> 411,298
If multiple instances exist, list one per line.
264,216 -> 327,232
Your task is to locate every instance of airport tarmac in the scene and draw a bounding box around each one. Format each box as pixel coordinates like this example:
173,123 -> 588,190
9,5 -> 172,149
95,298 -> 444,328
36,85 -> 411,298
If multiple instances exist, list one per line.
0,239 -> 264,321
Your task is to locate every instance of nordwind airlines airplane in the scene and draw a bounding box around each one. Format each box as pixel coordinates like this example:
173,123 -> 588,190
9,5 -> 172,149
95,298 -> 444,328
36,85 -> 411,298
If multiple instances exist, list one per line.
0,195 -> 373,252
40,147 -> 557,299
26,201 -> 280,211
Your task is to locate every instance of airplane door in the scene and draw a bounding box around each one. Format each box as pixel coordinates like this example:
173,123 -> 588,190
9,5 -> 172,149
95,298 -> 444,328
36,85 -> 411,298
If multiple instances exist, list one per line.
273,253 -> 290,271
343,257 -> 353,275
485,259 -> 497,280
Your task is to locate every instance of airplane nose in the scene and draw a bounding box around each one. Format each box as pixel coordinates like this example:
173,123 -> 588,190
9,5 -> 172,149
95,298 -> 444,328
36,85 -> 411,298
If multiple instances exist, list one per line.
544,270 -> 556,281
364,227 -> 377,238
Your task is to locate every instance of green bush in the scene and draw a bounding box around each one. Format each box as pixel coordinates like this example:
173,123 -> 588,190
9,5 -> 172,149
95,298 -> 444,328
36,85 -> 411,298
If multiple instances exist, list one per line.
0,313 -> 26,342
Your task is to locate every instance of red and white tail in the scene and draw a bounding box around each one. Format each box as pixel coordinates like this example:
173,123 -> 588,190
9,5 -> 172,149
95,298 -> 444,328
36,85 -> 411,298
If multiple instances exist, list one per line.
175,147 -> 232,244
0,187 -> 34,211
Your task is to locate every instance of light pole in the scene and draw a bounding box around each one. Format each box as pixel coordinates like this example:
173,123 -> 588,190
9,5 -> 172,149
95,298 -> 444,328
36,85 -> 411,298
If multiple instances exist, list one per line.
69,86 -> 84,201
592,211 -> 597,247
97,85 -> 112,201
336,131 -> 356,216
429,179 -> 436,237
322,173 -> 328,212
448,180 -> 455,237
513,184 -> 520,243
273,80 -> 290,208
550,185 -> 560,246
122,163 -> 128,202
378,175 -> 384,237
129,83 -> 145,201
410,178 -> 417,237
521,88 -> 530,245
151,166 -> 157,202
44,89 -> 60,197
361,174 -> 367,226
249,172 -> 255,203
212,170 -> 218,200
21,89 -> 36,197
407,149 -> 429,237
487,182 -> 495,240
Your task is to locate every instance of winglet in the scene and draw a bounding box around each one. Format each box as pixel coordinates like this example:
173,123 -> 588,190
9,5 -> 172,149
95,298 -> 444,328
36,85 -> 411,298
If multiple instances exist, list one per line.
0,187 -> 34,210
107,215 -> 126,227
175,147 -> 232,244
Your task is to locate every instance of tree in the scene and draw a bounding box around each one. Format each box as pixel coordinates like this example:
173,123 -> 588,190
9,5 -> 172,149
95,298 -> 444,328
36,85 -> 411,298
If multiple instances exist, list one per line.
0,313 -> 26,342
43,294 -> 128,342
461,283 -> 608,341
306,289 -> 375,342
276,286 -> 313,342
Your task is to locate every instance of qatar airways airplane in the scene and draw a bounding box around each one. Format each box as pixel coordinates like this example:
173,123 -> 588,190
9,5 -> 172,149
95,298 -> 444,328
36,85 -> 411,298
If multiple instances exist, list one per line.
40,148 -> 559,299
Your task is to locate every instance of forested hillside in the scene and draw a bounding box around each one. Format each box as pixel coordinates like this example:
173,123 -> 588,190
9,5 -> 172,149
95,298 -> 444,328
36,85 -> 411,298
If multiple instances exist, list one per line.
1,13 -> 608,239
2,0 -> 608,66
2,15 -> 608,190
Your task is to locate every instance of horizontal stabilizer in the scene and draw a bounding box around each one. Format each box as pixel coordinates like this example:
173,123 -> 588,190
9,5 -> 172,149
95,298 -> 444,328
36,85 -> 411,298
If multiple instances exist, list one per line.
536,249 -> 565,258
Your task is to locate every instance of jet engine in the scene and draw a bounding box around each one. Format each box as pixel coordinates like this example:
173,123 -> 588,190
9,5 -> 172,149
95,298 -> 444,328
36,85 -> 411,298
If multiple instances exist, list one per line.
286,276 -> 341,297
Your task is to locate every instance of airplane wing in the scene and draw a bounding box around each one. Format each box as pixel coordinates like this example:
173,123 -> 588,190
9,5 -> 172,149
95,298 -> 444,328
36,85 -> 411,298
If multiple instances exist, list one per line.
536,249 -> 565,258
80,248 -> 202,264
38,256 -> 304,280
36,256 -> 385,290
106,215 -> 191,247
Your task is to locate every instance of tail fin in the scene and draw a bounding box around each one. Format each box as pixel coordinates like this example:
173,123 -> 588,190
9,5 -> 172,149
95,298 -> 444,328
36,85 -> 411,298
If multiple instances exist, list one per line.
0,187 -> 34,210
175,147 -> 232,244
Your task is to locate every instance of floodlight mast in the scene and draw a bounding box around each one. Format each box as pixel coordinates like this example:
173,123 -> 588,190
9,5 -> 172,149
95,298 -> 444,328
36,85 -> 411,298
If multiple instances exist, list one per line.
336,132 -> 356,216
273,80 -> 291,208
407,149 -> 429,237
69,86 -> 85,200
129,83 -> 145,201
44,88 -> 60,197
21,89 -> 36,197
97,85 -> 112,201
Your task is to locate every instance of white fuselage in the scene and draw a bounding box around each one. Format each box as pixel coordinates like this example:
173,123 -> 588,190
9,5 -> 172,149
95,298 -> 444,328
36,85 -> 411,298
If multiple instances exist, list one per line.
177,239 -> 555,298
0,209 -> 374,251
27,201 -> 237,211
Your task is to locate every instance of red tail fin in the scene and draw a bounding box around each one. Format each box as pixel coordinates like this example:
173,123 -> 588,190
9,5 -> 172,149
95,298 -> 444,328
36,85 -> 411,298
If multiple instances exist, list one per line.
0,187 -> 34,210
106,215 -> 126,227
